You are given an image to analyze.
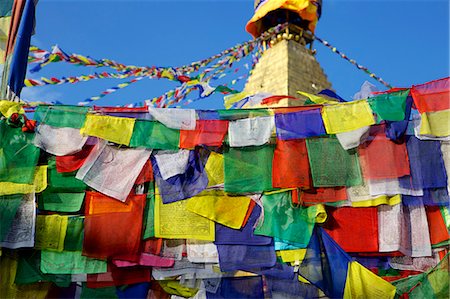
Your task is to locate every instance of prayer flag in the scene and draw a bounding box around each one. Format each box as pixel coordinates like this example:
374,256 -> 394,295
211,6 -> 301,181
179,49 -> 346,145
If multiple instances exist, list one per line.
358,125 -> 410,179
34,105 -> 89,129
148,107 -> 196,130
34,124 -> 87,156
272,139 -> 311,188
154,188 -> 215,241
411,77 -> 450,113
152,148 -> 209,203
35,215 -> 68,252
40,250 -> 107,275
323,207 -> 379,252
343,261 -> 396,299
76,141 -> 151,202
298,227 -> 351,299
224,145 -> 274,193
83,192 -> 146,261
186,190 -> 251,229
321,100 -> 375,134
368,89 -> 409,121
130,119 -> 180,150
0,119 -> 40,184
306,137 -> 363,187
180,120 -> 228,149
254,191 -> 322,245
228,116 -> 275,147
80,114 -> 135,146
274,108 -> 326,139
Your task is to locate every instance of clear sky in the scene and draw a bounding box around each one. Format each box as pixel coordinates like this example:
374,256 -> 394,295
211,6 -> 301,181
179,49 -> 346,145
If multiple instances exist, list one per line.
22,0 -> 449,109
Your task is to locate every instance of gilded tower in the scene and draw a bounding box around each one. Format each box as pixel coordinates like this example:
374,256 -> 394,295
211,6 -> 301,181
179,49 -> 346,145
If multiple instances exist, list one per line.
243,0 -> 332,106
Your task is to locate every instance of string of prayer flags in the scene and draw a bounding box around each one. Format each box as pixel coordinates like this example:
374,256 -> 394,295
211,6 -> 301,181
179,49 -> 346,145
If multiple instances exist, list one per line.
1,76 -> 449,298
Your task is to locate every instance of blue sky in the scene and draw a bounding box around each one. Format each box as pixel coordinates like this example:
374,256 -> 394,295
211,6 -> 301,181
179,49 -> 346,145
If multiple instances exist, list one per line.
22,0 -> 449,109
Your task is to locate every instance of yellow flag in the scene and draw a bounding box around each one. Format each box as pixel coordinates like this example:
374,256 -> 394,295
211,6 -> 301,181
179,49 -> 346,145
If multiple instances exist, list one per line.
80,114 -> 135,145
205,152 -> 224,186
224,92 -> 248,109
186,190 -> 251,229
154,188 -> 215,241
351,194 -> 401,208
0,100 -> 25,118
344,261 -> 396,299
158,280 -> 199,298
297,91 -> 339,105
35,215 -> 68,252
0,166 -> 47,196
419,110 -> 450,137
277,249 -> 307,263
312,204 -> 327,223
0,16 -> 11,61
321,100 -> 375,134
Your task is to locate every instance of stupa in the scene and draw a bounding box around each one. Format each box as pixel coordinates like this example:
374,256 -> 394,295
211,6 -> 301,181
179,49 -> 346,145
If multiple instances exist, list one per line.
243,0 -> 332,106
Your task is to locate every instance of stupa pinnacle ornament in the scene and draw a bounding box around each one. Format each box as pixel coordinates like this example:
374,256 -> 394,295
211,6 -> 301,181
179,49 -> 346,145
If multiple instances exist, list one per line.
243,0 -> 332,107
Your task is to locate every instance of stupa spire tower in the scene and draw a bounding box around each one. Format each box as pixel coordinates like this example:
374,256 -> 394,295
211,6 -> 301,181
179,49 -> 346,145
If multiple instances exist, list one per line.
243,0 -> 332,106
